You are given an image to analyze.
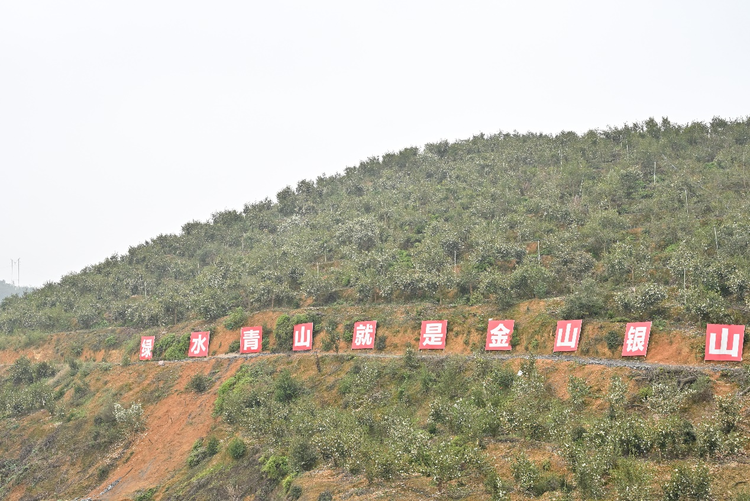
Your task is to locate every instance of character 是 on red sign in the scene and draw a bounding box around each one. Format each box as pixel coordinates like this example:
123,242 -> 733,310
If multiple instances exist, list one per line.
240,326 -> 262,354
140,336 -> 155,361
352,321 -> 376,349
189,331 -> 210,357
293,323 -> 313,351
553,320 -> 582,352
419,320 -> 447,350
704,324 -> 745,361
486,320 -> 514,351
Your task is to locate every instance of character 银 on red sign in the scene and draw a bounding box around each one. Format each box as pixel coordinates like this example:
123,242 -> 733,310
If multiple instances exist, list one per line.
293,323 -> 313,351
622,322 -> 651,357
705,324 -> 745,361
189,331 -> 210,357
140,336 -> 155,361
352,321 -> 376,349
419,320 -> 447,350
486,320 -> 514,351
553,320 -> 582,352
240,326 -> 262,354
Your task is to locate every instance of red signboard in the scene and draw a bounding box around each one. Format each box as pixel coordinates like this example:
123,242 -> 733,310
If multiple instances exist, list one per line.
553,320 -> 582,352
419,320 -> 447,350
240,326 -> 262,354
140,336 -> 155,361
352,321 -> 377,349
293,323 -> 314,351
486,320 -> 514,351
705,324 -> 745,361
189,331 -> 210,357
622,322 -> 651,357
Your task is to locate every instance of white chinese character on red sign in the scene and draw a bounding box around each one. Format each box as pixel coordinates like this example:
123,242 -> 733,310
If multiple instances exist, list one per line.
419,320 -> 447,350
486,320 -> 514,351
352,321 -> 377,349
622,322 -> 651,357
189,331 -> 210,357
705,324 -> 745,361
140,336 -> 155,361
553,320 -> 582,352
240,326 -> 262,354
293,323 -> 313,351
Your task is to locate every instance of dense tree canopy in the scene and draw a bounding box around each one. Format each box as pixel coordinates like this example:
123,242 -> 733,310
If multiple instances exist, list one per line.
2,117 -> 750,334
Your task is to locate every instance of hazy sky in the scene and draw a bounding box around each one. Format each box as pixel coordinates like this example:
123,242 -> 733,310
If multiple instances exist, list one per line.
1,1 -> 749,288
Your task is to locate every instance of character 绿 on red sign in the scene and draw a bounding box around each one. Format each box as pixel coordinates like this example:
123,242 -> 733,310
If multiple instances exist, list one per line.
189,331 -> 210,357
419,320 -> 447,350
240,326 -> 262,354
622,322 -> 651,357
553,320 -> 582,352
486,320 -> 514,351
140,336 -> 155,361
352,321 -> 377,349
293,323 -> 313,351
705,324 -> 745,361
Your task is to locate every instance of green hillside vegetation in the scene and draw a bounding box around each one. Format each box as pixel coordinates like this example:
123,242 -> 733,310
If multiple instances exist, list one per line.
2,117 -> 750,336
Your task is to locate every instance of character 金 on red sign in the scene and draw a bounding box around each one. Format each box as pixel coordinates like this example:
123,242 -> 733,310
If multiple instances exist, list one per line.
189,331 -> 210,357
705,324 -> 745,361
622,322 -> 651,357
140,336 -> 155,361
553,320 -> 582,352
240,326 -> 262,354
352,321 -> 377,350
486,320 -> 514,351
419,320 -> 447,350
293,323 -> 313,351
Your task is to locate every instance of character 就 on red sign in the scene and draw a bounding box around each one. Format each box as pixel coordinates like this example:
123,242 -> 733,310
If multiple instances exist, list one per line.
240,326 -> 262,353
352,321 -> 376,349
189,331 -> 210,357
293,323 -> 313,351
705,324 -> 745,361
621,322 -> 651,357
486,320 -> 514,351
553,320 -> 582,352
419,320 -> 447,350
140,336 -> 155,361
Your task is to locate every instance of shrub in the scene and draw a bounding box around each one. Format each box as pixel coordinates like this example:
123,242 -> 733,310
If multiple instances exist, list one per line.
289,439 -> 317,472
224,307 -> 247,330
227,437 -> 247,459
318,491 -> 333,501
206,437 -> 220,456
375,334 -> 387,351
274,370 -> 302,403
605,329 -> 622,351
187,374 -> 211,393
262,455 -> 290,482
611,458 -> 653,501
662,462 -> 711,501
228,339 -> 241,353
288,485 -> 302,500
113,402 -> 144,434
9,356 -> 34,385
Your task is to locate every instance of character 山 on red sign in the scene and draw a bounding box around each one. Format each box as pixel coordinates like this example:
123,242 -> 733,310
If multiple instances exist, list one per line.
352,321 -> 377,350
240,326 -> 262,354
419,320 -> 447,350
486,320 -> 514,351
140,336 -> 155,361
622,322 -> 651,357
553,320 -> 582,352
705,324 -> 745,361
189,331 -> 210,357
293,323 -> 313,351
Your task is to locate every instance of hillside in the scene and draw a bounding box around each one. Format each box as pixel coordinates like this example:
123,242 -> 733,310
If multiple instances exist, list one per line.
0,281 -> 30,303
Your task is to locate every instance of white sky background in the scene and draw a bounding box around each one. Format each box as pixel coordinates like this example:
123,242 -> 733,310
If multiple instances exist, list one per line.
1,1 -> 749,288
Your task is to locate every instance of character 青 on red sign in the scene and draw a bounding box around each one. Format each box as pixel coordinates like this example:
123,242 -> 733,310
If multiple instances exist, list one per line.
240,326 -> 262,353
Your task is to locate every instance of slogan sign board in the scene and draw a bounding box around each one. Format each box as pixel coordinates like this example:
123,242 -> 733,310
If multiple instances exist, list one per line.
553,320 -> 582,352
293,323 -> 314,351
352,321 -> 377,349
419,320 -> 447,350
140,336 -> 155,361
486,320 -> 514,351
705,324 -> 745,361
240,326 -> 263,354
189,331 -> 210,357
622,322 -> 651,357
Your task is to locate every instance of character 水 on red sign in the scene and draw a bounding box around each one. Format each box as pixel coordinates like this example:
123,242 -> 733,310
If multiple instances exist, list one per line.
419,321 -> 447,350
705,324 -> 745,361
293,323 -> 313,351
240,326 -> 262,353
140,336 -> 155,361
621,322 -> 651,357
553,320 -> 582,352
486,320 -> 514,351
352,321 -> 376,349
189,331 -> 210,357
